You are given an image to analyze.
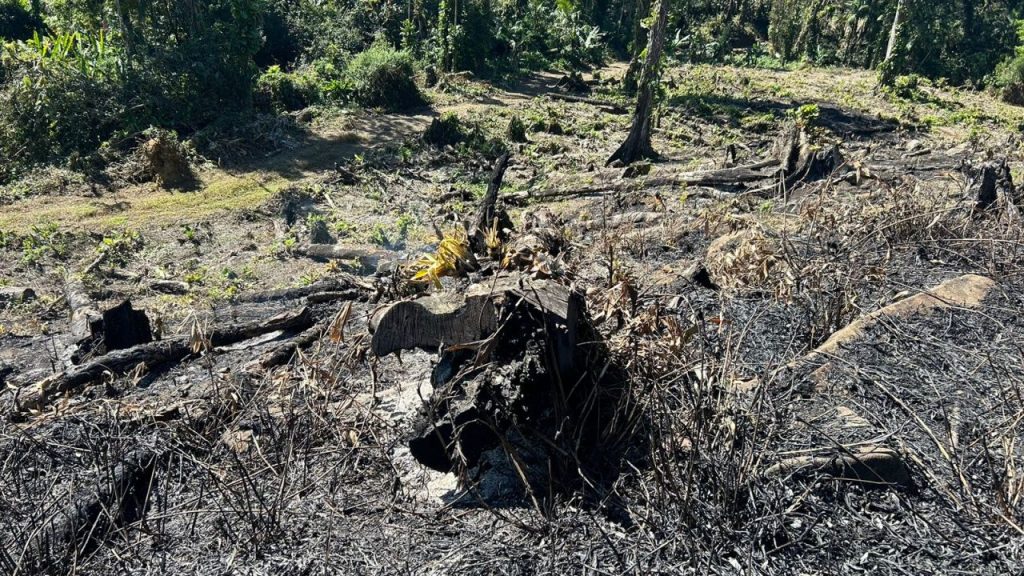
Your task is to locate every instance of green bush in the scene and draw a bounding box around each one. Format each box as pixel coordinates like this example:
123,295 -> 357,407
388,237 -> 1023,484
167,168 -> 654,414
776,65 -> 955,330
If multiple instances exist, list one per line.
255,65 -> 319,112
0,32 -> 124,175
994,52 -> 1024,105
344,42 -> 423,110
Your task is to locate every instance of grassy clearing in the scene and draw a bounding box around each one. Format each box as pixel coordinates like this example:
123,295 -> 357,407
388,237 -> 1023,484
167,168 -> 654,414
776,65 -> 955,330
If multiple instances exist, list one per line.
0,172 -> 290,235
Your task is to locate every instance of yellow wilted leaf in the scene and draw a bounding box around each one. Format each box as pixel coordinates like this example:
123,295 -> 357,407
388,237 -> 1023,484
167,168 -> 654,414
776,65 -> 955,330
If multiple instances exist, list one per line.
407,228 -> 470,288
328,301 -> 353,343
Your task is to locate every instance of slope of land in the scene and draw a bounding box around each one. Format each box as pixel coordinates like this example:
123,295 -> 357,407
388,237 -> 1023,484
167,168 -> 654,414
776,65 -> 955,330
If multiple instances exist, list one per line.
1,63 -> 1022,575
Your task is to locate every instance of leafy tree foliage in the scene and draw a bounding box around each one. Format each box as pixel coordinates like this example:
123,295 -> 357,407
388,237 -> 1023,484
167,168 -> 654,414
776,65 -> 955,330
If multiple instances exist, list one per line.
3,0 -> 1024,183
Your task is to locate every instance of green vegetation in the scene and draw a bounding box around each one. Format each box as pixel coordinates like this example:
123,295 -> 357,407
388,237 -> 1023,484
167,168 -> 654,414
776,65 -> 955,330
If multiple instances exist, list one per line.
3,0 -> 1024,184
344,42 -> 422,110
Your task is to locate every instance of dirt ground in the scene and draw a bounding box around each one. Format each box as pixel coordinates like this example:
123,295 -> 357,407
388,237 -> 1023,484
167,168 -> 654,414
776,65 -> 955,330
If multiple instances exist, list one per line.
1,63 -> 1023,574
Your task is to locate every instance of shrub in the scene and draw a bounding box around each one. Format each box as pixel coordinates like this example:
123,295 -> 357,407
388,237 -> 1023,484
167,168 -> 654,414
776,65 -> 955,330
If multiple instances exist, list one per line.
255,65 -> 318,112
0,32 -> 123,175
994,52 -> 1024,106
344,42 -> 423,110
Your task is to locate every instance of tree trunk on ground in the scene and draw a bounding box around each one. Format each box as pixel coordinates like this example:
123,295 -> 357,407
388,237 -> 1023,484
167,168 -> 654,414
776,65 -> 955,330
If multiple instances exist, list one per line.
607,0 -> 669,166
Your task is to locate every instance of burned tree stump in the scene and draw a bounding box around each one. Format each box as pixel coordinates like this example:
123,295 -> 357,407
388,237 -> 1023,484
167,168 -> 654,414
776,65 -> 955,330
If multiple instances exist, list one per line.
773,122 -> 843,189
469,152 -> 513,256
67,299 -> 153,365
970,159 -> 1017,212
0,287 -> 36,304
370,273 -> 620,502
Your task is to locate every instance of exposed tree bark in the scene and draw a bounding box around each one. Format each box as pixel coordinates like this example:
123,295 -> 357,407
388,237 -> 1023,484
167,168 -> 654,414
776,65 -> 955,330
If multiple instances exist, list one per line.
607,0 -> 669,166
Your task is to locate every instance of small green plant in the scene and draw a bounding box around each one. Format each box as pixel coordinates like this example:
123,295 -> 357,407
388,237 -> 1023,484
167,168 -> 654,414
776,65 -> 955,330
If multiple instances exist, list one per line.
272,231 -> 299,257
884,74 -> 929,102
298,268 -> 322,286
180,224 -> 201,246
396,213 -> 416,237
741,112 -> 776,133
96,229 -> 142,268
333,217 -> 355,237
184,269 -> 206,285
369,223 -> 389,246
790,103 -> 820,127
20,222 -> 69,266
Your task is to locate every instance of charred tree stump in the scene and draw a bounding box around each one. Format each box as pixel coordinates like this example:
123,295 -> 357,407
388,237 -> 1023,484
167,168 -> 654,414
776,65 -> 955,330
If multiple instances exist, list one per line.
606,0 -> 669,166
469,152 -> 512,256
371,273 -> 616,500
971,159 -> 1017,213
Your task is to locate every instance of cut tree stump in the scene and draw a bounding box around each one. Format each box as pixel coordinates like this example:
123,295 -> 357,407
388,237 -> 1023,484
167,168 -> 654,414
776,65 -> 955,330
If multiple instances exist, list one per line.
371,274 -> 583,376
970,159 -> 1017,212
369,292 -> 499,357
68,300 -> 153,365
0,286 -> 36,303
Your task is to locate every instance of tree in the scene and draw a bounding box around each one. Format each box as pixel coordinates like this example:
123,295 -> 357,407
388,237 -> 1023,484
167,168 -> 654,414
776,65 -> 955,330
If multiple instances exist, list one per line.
607,0 -> 669,166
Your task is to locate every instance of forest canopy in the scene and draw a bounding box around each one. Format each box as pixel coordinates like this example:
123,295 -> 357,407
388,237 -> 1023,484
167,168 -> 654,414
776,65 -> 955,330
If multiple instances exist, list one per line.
2,0 -> 1024,181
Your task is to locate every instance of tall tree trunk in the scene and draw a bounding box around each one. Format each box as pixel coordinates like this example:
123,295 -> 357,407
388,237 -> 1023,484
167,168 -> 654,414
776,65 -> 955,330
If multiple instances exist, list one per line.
884,0 -> 904,64
607,0 -> 669,166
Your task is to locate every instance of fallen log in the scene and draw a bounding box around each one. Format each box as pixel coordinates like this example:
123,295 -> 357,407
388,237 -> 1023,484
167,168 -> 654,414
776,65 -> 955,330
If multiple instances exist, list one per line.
247,320 -> 328,371
545,93 -> 627,114
293,244 -> 385,272
20,449 -> 162,573
149,280 -> 190,295
64,278 -> 100,343
580,211 -> 664,231
763,445 -> 910,487
780,274 -> 996,393
235,275 -> 374,304
13,307 -> 314,413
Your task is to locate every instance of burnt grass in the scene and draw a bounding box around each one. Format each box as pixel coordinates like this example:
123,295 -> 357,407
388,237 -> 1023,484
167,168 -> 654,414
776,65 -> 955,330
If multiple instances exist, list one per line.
2,67 -> 1024,574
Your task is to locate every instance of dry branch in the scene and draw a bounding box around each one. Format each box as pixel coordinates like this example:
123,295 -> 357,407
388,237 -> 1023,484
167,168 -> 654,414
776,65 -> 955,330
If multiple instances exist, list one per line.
763,446 -> 910,487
